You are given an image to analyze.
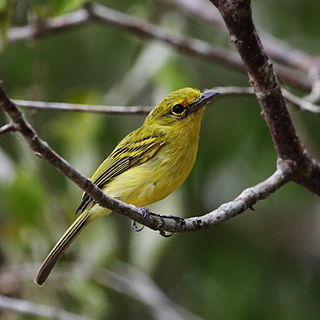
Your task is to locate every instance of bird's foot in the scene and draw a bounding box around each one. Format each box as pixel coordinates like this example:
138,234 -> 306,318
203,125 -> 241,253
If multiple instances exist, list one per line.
131,220 -> 144,232
160,214 -> 186,227
139,206 -> 151,219
159,230 -> 173,238
157,214 -> 185,237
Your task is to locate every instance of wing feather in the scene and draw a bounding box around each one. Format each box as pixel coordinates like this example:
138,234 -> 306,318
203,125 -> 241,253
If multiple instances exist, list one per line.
75,132 -> 165,214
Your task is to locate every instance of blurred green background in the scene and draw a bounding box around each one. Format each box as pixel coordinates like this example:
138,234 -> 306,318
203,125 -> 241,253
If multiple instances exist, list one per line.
0,0 -> 320,319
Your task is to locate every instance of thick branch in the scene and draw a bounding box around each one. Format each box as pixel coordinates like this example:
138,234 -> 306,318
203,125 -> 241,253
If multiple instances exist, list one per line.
0,85 -> 292,233
6,3 -> 311,90
210,0 -> 320,195
0,295 -> 91,320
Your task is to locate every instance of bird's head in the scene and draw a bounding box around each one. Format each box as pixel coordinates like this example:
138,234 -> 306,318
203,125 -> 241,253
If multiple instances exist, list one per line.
144,87 -> 219,127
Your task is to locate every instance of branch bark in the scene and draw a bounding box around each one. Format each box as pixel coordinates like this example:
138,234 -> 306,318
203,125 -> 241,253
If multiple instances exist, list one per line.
210,0 -> 320,196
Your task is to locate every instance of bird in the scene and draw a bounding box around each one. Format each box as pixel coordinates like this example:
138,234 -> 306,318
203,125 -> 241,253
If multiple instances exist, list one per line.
34,87 -> 219,286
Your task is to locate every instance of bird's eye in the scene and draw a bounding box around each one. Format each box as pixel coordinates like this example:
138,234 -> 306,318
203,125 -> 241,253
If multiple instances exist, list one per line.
171,104 -> 186,116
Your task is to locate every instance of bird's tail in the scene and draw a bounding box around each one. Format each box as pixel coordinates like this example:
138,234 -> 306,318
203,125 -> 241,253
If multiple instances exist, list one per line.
34,210 -> 91,286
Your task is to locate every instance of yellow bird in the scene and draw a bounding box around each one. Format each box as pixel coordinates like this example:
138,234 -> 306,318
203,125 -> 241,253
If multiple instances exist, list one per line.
34,87 -> 219,286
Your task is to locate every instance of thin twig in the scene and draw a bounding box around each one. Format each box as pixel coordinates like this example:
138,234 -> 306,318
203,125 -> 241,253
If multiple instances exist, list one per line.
0,85 -> 293,233
282,89 -> 320,113
304,65 -> 320,103
0,122 -> 19,134
7,9 -> 91,42
12,99 -> 152,114
0,295 -> 92,320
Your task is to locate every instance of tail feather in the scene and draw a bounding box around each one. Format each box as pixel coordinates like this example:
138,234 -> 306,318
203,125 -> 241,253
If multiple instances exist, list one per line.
34,211 -> 90,286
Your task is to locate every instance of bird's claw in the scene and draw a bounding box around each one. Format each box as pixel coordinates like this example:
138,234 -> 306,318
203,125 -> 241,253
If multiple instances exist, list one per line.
131,220 -> 144,232
139,206 -> 151,219
159,230 -> 173,238
131,206 -> 151,232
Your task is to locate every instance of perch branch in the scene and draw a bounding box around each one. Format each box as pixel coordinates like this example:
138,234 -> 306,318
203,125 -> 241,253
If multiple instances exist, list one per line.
0,85 -> 292,233
0,295 -> 92,320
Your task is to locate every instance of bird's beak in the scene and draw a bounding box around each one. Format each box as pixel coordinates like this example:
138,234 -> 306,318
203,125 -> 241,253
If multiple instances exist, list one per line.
188,91 -> 219,115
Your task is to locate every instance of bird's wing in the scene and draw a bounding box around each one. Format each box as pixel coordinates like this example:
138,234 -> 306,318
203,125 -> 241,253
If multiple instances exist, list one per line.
76,130 -> 166,214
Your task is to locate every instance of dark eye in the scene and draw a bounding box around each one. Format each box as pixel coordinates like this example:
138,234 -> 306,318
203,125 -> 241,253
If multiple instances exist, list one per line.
171,104 -> 185,116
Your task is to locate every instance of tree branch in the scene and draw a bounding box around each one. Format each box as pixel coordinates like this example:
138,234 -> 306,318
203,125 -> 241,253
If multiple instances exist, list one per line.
0,85 -> 292,233
7,8 -> 91,42
304,65 -> 320,103
282,89 -> 320,113
0,122 -> 19,134
210,0 -> 320,196
0,295 -> 92,320
6,3 -> 311,91
12,99 -> 152,114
